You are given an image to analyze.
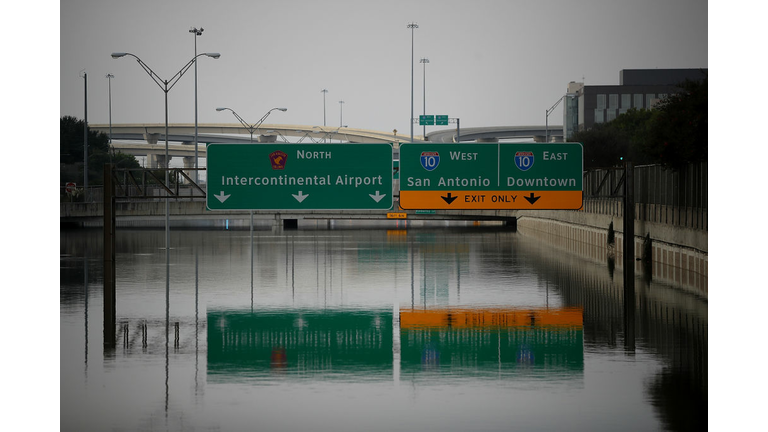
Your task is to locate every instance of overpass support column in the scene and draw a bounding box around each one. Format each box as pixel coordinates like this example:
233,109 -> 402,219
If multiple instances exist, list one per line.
148,154 -> 172,169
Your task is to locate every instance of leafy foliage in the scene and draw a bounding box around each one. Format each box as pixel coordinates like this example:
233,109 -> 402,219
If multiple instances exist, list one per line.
60,116 -> 141,185
642,78 -> 708,170
571,75 -> 707,170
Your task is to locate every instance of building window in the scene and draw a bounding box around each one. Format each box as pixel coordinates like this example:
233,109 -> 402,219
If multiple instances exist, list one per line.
609,94 -> 618,109
597,94 -> 606,110
634,94 -> 643,108
621,94 -> 631,109
595,109 -> 604,124
607,109 -> 617,122
646,94 -> 656,108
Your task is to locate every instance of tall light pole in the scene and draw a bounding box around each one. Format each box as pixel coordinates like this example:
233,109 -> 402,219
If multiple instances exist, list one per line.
407,22 -> 418,142
112,51 -> 220,254
339,100 -> 344,128
216,107 -> 287,142
420,58 -> 429,138
190,27 -> 203,184
106,74 -> 114,145
321,89 -> 328,143
545,93 -> 574,143
321,89 -> 328,126
82,71 -> 88,199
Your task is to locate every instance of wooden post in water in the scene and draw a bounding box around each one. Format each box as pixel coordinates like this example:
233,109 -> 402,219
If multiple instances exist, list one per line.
103,164 -> 116,348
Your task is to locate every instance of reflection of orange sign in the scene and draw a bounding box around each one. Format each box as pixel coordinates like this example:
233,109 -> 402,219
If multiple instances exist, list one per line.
400,307 -> 582,329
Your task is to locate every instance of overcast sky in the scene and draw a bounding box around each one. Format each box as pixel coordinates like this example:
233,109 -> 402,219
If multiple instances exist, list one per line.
58,0 -> 708,136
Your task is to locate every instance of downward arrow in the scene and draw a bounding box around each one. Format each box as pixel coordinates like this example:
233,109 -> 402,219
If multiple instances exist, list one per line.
292,191 -> 309,203
214,191 -> 231,203
441,192 -> 458,205
524,193 -> 541,205
369,190 -> 387,203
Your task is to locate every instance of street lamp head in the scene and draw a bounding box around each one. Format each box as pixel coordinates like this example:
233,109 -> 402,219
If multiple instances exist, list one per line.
215,107 -> 230,112
204,52 -> 221,59
407,22 -> 419,29
190,27 -> 204,35
106,73 -> 114,78
420,58 -> 429,64
111,52 -> 128,59
276,108 -> 288,112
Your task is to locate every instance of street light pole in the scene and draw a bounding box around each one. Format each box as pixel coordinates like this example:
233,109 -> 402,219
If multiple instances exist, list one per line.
321,89 -> 328,126
112,51 -> 220,254
420,58 -> 429,138
545,94 -> 574,143
339,100 -> 344,128
82,71 -> 88,199
408,22 -> 418,142
190,27 -> 204,184
106,74 -> 114,145
216,107 -> 287,142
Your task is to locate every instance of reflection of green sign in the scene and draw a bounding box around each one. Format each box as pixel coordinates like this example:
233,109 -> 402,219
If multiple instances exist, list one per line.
400,327 -> 583,376
207,309 -> 392,381
207,143 -> 393,210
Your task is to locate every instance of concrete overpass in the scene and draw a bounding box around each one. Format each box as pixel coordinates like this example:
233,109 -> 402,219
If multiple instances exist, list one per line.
426,125 -> 564,143
93,123 -> 564,168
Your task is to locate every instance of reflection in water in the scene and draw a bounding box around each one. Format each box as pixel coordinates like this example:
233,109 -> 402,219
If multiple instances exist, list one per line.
208,309 -> 394,381
207,307 -> 584,383
60,225 -> 706,431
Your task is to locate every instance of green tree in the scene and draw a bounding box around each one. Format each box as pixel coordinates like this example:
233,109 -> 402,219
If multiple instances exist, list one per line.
60,116 -> 140,185
572,75 -> 707,170
643,77 -> 708,170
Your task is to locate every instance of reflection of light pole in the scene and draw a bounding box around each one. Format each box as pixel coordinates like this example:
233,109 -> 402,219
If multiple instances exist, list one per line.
407,22 -> 418,142
189,26 -> 204,184
420,58 -> 429,138
216,107 -> 288,142
112,51 -> 220,253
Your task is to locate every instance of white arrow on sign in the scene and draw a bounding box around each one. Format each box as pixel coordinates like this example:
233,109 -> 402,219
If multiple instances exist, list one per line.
369,191 -> 387,203
292,191 -> 309,203
214,191 -> 231,203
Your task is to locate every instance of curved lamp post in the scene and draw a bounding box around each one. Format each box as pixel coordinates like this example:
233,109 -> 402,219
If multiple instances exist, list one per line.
545,93 -> 575,143
215,107 -> 287,142
111,51 -> 220,253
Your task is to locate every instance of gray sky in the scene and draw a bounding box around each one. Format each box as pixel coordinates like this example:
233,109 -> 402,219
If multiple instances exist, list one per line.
58,0 -> 708,135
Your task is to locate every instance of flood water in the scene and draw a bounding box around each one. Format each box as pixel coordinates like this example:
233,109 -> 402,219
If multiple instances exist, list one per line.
60,222 -> 707,431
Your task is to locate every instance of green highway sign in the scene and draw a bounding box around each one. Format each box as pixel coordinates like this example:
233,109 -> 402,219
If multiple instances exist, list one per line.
419,115 -> 435,126
207,143 -> 393,210
399,142 -> 583,210
435,115 -> 449,125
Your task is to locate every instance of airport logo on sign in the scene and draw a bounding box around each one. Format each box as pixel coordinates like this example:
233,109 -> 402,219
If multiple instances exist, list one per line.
270,151 -> 288,170
514,151 -> 534,172
420,151 -> 440,171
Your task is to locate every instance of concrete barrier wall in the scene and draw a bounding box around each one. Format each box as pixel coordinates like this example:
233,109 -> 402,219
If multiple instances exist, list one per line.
515,214 -> 707,298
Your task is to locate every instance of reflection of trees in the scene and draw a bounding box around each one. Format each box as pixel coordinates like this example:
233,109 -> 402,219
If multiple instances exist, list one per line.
647,368 -> 707,432
515,231 -> 707,431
